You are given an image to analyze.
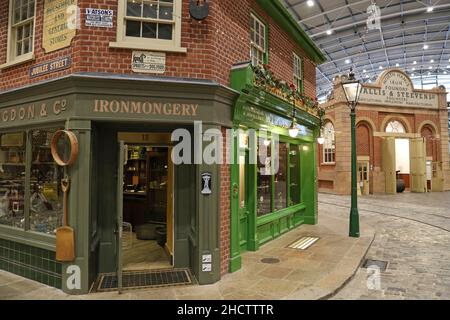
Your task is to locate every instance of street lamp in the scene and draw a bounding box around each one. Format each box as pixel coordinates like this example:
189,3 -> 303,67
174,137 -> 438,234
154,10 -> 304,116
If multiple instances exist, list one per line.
341,68 -> 362,238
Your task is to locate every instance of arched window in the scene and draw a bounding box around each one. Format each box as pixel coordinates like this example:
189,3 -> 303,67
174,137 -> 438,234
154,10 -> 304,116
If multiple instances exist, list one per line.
323,122 -> 335,163
385,120 -> 406,133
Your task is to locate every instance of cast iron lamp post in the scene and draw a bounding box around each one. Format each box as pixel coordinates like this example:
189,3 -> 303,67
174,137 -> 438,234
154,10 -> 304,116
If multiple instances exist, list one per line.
341,68 -> 362,238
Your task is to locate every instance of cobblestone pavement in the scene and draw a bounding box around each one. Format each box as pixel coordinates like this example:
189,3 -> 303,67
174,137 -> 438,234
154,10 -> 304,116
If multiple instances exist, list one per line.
320,192 -> 450,300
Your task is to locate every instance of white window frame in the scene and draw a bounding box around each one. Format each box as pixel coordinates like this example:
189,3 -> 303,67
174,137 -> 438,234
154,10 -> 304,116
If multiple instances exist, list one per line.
385,120 -> 406,133
110,0 -> 186,53
250,13 -> 266,67
293,53 -> 303,93
323,122 -> 336,164
0,0 -> 36,70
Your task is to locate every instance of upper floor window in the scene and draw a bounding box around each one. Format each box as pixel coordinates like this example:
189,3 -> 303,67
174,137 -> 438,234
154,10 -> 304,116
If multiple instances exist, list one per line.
0,0 -> 36,69
110,0 -> 186,52
293,53 -> 303,93
323,122 -> 335,164
386,120 -> 406,133
250,14 -> 266,67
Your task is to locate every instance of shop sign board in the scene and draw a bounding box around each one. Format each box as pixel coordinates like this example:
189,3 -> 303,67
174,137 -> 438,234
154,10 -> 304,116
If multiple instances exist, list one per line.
85,8 -> 113,28
1,98 -> 70,125
358,70 -> 439,109
42,0 -> 78,53
30,56 -> 72,78
241,105 -> 312,137
132,51 -> 166,74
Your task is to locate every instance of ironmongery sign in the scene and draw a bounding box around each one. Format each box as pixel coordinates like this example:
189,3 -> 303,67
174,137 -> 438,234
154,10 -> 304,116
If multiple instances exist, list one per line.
42,0 -> 78,53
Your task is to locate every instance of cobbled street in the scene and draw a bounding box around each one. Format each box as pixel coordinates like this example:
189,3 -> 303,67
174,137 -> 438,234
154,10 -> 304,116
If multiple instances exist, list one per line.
319,192 -> 450,300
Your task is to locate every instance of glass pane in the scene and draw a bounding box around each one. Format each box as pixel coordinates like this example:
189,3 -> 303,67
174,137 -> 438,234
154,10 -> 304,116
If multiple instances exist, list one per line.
143,1 -> 157,18
23,23 -> 30,37
158,23 -> 172,40
126,20 -> 141,37
16,41 -> 22,56
23,38 -> 30,53
142,22 -> 157,38
127,0 -> 142,17
17,26 -> 23,41
28,1 -> 35,19
239,155 -> 246,209
289,145 -> 301,205
159,4 -> 173,20
274,143 -> 287,211
30,129 -> 65,235
21,4 -> 27,20
257,139 -> 272,216
0,132 -> 26,229
14,8 -> 20,24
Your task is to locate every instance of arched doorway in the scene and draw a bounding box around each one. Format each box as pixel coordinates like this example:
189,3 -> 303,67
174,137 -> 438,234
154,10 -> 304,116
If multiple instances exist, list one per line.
356,122 -> 372,195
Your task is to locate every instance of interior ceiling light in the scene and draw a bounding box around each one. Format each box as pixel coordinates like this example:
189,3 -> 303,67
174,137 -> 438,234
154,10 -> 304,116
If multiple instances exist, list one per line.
412,67 -> 416,71
428,72 -> 431,75
326,29 -> 333,35
379,66 -> 383,70
413,61 -> 417,65
427,7 -> 434,12
396,63 -> 400,67
429,66 -> 433,70
423,44 -> 429,50
307,0 -> 314,7
412,73 -> 415,77
345,59 -> 351,64
430,59 -> 434,63
363,69 -> 367,73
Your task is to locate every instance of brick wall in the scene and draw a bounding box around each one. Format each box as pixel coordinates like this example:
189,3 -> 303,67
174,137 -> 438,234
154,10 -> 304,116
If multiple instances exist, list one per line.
1,0 -> 317,101
220,127 -> 230,276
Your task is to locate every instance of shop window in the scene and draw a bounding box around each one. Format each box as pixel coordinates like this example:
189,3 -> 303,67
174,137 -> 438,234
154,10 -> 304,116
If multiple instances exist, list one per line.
29,129 -> 65,235
1,0 -> 36,69
293,53 -> 304,93
385,120 -> 406,133
323,122 -> 335,164
289,145 -> 301,206
257,138 -> 272,216
250,14 -> 266,67
0,132 -> 26,229
111,0 -> 185,52
274,143 -> 287,211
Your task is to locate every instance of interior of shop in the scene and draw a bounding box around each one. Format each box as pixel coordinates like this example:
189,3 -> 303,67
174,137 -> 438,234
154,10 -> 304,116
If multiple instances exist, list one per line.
120,140 -> 173,271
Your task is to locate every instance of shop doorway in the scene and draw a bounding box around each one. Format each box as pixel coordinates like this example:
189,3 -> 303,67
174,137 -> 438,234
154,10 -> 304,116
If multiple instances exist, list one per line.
381,137 -> 427,194
117,137 -> 174,275
357,157 -> 370,196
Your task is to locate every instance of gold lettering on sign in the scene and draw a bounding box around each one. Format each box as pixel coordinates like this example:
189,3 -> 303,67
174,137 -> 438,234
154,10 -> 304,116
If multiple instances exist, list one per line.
0,101 -> 68,124
93,100 -> 200,117
42,0 -> 77,53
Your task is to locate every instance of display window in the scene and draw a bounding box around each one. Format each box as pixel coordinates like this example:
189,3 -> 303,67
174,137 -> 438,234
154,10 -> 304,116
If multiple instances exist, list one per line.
0,127 -> 65,235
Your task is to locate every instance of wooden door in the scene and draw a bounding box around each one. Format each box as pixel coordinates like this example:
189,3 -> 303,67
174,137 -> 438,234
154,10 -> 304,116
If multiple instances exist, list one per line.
166,147 -> 174,263
357,160 -> 370,195
382,137 -> 396,194
410,138 -> 427,193
432,162 -> 444,192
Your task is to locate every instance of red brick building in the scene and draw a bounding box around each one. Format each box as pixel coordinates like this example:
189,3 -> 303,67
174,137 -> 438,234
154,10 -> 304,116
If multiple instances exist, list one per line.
0,0 -> 324,294
318,69 -> 450,195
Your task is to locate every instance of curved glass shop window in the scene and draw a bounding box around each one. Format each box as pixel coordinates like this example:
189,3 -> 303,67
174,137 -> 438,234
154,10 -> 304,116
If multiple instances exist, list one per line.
257,138 -> 272,217
0,132 -> 26,229
30,129 -> 65,235
274,143 -> 287,211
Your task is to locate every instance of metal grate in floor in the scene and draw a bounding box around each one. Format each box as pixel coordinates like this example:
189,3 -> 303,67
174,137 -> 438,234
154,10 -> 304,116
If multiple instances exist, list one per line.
287,236 -> 320,250
362,259 -> 389,272
95,269 -> 193,292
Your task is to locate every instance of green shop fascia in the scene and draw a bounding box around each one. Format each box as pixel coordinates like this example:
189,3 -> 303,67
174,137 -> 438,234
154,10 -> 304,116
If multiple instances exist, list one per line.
229,62 -> 322,272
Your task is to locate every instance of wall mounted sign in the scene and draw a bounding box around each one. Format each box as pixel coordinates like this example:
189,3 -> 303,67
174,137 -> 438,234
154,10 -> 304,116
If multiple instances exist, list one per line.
30,56 -> 72,78
1,99 -> 70,124
85,8 -> 113,28
93,99 -> 199,116
358,70 -> 439,109
201,172 -> 212,195
42,0 -> 78,53
132,51 -> 166,74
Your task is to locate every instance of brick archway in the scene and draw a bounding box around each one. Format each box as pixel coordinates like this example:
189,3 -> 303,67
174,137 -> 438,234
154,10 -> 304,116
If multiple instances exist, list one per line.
421,124 -> 437,160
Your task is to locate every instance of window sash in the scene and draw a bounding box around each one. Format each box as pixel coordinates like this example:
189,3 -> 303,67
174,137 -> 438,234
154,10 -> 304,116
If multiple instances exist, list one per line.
250,14 -> 266,65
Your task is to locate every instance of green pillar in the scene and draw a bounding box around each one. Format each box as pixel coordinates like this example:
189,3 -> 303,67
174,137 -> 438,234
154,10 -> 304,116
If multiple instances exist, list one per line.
349,108 -> 360,238
229,130 -> 241,272
61,120 -> 92,294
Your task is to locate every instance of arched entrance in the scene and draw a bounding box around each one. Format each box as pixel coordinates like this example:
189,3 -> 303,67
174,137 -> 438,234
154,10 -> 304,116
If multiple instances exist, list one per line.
356,122 -> 372,195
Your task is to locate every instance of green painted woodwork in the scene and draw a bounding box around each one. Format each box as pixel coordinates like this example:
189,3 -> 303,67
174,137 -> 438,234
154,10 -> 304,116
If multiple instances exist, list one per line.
255,0 -> 326,64
349,110 -> 360,237
229,63 -> 319,273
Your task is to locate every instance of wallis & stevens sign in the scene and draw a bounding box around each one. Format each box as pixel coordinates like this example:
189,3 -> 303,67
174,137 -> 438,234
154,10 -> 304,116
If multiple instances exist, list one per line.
358,70 -> 439,109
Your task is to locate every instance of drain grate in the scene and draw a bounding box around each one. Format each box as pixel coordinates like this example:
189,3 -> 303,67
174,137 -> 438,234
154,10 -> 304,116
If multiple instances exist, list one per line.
288,236 -> 320,250
95,269 -> 193,292
362,259 -> 389,272
261,258 -> 280,264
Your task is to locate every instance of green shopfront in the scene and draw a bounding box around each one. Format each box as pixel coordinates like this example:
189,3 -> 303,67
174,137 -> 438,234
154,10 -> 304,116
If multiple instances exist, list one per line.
0,74 -> 237,294
229,63 -> 321,272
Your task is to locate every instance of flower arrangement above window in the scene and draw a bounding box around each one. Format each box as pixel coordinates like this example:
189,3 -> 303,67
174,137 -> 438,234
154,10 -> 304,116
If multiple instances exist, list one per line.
253,64 -> 319,115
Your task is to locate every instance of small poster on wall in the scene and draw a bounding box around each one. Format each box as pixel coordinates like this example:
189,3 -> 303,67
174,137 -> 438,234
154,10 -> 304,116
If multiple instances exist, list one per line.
85,8 -> 113,28
132,51 -> 166,74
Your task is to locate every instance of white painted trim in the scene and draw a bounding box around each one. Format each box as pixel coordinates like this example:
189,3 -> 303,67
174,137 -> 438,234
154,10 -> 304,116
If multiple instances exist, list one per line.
0,52 -> 34,70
